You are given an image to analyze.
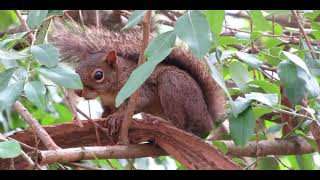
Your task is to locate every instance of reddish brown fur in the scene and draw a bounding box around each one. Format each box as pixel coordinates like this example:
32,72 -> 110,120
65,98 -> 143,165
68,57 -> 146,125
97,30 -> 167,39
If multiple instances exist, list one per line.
49,20 -> 225,136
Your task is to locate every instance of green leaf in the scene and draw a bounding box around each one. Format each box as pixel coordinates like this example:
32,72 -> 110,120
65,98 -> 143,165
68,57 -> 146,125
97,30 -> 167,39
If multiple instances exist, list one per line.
277,60 -> 307,105
175,10 -> 211,58
217,36 -> 245,46
205,10 -> 225,36
246,80 -> 280,94
0,49 -> 29,60
116,60 -> 156,107
0,10 -> 19,31
266,123 -> 286,134
257,157 -> 280,170
144,30 -> 176,63
122,10 -> 146,30
305,59 -> 320,76
31,44 -> 59,68
35,20 -> 51,45
250,10 -> 272,32
0,68 -> 16,91
236,52 -> 263,68
245,92 -> 278,106
212,141 -> 228,154
229,106 -> 255,146
24,81 -> 46,110
116,31 -> 177,108
27,10 -> 48,29
0,140 -> 22,158
0,32 -> 28,48
47,10 -> 63,16
209,50 -> 236,63
37,65 -> 83,89
206,59 -> 232,102
233,97 -> 252,116
252,106 -> 273,119
229,61 -> 252,92
0,82 -> 24,112
282,51 -> 311,76
296,154 -> 315,170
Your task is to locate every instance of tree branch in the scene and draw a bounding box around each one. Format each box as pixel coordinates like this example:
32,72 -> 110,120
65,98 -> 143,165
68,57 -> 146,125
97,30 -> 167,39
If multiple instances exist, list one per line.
37,144 -> 166,165
222,137 -> 315,157
13,101 -> 60,150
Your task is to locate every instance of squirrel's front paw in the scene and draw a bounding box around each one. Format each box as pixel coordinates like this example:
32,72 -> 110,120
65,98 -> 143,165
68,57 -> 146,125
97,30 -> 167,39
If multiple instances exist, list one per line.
105,113 -> 124,136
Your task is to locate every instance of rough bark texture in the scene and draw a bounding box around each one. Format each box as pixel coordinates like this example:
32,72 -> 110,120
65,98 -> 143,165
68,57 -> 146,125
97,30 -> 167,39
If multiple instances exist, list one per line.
0,114 -> 241,170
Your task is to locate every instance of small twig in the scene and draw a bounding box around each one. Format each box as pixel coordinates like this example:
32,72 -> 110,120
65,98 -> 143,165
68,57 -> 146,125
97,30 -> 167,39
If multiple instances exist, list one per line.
62,88 -> 83,127
291,10 -> 316,59
13,101 -> 60,150
75,107 -> 115,145
126,159 -> 136,170
119,10 -> 152,144
14,10 -> 34,40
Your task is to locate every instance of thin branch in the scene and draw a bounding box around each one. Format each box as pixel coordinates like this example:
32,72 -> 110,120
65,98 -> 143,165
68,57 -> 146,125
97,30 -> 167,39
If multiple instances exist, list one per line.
291,10 -> 317,59
37,144 -> 166,165
13,101 -> 60,150
119,10 -> 152,144
222,137 -> 315,157
62,88 -> 83,127
14,10 -> 34,40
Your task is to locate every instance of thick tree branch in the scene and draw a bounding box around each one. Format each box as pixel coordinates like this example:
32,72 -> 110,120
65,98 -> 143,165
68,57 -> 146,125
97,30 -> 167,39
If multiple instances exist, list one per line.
2,114 -> 240,170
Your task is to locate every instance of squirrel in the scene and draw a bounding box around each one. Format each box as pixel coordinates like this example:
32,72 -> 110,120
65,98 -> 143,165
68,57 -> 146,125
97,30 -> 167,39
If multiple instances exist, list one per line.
49,20 -> 225,137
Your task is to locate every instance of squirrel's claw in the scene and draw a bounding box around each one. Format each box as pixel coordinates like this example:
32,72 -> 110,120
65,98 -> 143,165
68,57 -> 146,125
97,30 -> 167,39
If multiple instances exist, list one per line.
105,113 -> 123,136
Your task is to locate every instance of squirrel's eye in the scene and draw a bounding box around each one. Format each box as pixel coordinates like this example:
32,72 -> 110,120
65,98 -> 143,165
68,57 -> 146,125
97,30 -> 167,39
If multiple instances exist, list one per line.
93,70 -> 104,82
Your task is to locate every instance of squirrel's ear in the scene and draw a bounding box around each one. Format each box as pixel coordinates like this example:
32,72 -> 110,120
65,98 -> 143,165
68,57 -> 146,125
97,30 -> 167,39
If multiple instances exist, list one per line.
106,50 -> 117,64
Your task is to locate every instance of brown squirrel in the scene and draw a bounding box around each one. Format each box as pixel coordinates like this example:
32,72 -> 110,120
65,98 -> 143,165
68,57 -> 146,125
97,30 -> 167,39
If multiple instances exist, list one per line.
49,21 -> 225,137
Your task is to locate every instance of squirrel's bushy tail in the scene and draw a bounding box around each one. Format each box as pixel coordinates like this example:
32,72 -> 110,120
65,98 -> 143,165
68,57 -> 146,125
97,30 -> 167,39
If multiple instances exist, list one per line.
165,48 -> 225,122
49,19 -> 225,122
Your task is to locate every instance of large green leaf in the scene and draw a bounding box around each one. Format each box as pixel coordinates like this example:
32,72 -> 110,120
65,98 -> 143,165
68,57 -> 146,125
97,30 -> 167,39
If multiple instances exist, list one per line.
236,52 -> 263,68
229,106 -> 256,146
282,51 -> 311,76
115,60 -> 156,107
296,154 -> 316,170
0,10 -> 19,32
0,49 -> 29,60
205,10 -> 225,36
26,10 -> 48,29
0,32 -> 28,49
0,81 -> 24,111
37,65 -> 83,89
122,10 -> 146,30
245,92 -> 278,106
229,61 -> 252,92
257,157 -> 280,170
233,97 -> 252,116
0,68 -> 16,91
31,44 -> 59,68
246,80 -> 280,94
24,81 -> 46,110
250,10 -> 272,32
144,30 -> 176,63
116,31 -> 177,107
0,140 -> 22,158
47,10 -> 63,16
277,60 -> 307,105
175,10 -> 211,58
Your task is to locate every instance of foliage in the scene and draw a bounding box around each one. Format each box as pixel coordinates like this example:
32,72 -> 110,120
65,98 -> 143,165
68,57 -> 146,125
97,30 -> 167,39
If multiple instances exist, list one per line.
1,10 -> 320,170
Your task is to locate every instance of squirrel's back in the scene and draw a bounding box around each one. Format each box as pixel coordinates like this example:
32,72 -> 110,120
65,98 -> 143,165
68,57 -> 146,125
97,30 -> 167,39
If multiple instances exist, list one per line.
49,20 -> 225,122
